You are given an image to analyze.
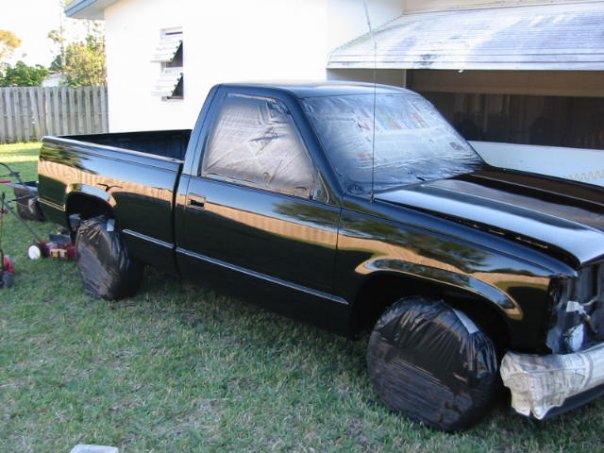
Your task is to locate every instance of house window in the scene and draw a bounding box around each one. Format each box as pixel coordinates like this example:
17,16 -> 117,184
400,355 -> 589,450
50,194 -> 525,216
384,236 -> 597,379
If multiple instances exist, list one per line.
152,28 -> 183,100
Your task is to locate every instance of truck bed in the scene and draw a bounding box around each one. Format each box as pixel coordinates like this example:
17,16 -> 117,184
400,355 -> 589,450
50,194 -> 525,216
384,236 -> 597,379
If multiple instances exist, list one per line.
57,129 -> 191,161
38,131 -> 187,272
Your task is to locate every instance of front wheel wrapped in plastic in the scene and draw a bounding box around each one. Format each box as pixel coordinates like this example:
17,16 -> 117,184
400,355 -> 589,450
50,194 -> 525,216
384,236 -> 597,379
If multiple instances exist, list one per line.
76,216 -> 143,300
367,297 -> 500,432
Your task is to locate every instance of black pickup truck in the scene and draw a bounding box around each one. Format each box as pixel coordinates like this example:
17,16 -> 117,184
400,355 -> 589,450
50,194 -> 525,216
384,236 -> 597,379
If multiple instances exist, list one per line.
38,82 -> 604,431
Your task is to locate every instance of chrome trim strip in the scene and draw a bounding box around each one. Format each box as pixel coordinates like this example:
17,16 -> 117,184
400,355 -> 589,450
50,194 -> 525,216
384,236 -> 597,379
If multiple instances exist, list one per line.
38,198 -> 64,212
122,229 -> 174,249
176,247 -> 348,306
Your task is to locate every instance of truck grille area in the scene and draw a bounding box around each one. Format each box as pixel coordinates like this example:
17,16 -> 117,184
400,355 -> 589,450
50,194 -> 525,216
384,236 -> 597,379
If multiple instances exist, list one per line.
581,263 -> 604,340
547,263 -> 604,354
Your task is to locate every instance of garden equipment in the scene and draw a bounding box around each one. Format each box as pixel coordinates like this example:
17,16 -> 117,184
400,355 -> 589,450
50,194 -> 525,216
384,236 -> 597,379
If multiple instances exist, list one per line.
0,163 -> 48,261
0,162 -> 44,221
0,192 -> 16,289
44,232 -> 77,261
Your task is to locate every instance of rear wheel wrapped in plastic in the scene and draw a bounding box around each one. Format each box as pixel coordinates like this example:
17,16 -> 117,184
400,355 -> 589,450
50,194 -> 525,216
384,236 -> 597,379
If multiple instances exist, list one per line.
367,296 -> 499,432
76,216 -> 143,300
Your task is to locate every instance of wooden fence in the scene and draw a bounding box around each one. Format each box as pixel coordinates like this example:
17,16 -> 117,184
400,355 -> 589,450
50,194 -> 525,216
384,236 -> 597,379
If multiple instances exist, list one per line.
0,86 -> 108,144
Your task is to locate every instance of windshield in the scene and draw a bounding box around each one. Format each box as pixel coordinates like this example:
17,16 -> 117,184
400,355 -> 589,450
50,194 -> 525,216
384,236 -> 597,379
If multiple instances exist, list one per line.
302,93 -> 483,195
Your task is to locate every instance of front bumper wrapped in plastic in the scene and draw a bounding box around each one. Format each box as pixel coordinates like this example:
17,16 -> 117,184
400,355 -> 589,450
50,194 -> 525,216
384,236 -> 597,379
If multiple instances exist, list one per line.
501,342 -> 604,419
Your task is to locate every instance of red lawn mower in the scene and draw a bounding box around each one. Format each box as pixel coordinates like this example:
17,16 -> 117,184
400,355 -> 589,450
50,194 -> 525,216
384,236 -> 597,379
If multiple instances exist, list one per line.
0,162 -> 76,290
0,192 -> 16,289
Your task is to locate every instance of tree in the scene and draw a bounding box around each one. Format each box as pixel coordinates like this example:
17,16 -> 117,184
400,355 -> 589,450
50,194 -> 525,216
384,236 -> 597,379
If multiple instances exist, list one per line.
0,30 -> 21,62
63,34 -> 106,87
48,27 -> 66,72
0,61 -> 49,87
49,25 -> 106,87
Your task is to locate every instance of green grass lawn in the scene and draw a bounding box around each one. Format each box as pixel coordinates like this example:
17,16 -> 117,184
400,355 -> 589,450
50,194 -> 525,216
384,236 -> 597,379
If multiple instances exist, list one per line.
1,143 -> 604,453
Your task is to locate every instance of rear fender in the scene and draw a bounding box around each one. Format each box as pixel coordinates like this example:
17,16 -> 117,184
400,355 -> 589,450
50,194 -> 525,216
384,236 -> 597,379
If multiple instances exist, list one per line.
65,183 -> 116,208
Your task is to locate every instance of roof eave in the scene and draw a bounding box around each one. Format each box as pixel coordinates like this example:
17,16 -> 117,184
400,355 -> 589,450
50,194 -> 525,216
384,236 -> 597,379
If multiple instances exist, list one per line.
65,0 -> 119,20
328,3 -> 604,72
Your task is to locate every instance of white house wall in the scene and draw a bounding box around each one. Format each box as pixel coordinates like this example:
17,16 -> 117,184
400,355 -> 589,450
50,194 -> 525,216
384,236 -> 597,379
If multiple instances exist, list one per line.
102,0 -> 405,131
104,0 -> 190,131
104,0 -> 328,131
471,142 -> 604,187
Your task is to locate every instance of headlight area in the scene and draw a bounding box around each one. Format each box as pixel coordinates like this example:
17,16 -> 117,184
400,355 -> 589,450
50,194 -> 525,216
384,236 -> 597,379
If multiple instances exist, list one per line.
546,265 -> 604,354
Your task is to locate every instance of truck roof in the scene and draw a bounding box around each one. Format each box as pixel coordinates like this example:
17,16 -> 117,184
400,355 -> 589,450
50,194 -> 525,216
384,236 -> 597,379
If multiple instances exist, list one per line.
217,81 -> 412,98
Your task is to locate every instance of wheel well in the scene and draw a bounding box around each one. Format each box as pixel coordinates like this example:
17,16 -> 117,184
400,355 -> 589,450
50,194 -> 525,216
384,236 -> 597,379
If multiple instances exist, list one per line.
66,193 -> 113,231
352,272 -> 511,354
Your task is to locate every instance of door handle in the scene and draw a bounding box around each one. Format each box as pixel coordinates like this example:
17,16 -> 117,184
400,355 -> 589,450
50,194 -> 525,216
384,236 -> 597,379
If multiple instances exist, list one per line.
188,195 -> 206,210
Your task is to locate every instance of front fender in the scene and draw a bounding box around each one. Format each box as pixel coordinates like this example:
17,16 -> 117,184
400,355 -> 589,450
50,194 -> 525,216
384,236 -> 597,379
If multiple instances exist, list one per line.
358,257 -> 523,320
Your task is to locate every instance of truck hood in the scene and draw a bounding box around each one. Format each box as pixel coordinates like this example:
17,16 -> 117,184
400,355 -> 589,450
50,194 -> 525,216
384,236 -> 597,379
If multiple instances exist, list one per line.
375,169 -> 604,267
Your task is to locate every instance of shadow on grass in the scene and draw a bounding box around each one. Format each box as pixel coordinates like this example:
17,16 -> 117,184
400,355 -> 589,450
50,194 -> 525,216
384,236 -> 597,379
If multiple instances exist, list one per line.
122,267 -> 367,371
107,267 -> 604,448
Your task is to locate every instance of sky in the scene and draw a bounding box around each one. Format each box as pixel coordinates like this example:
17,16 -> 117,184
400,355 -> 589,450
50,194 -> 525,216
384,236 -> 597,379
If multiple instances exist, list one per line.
0,0 -> 92,67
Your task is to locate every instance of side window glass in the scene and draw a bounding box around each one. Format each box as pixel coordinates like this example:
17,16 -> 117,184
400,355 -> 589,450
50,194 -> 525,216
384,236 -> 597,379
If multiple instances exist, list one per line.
202,94 -> 319,199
